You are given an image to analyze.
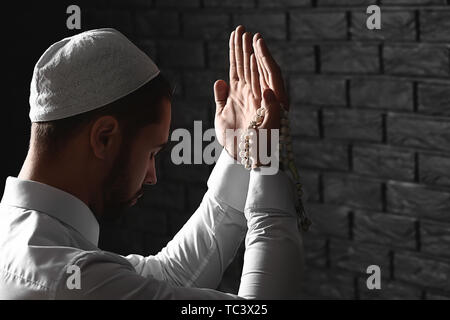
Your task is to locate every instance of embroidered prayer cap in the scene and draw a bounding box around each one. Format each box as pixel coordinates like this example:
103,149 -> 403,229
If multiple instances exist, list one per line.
29,28 -> 160,122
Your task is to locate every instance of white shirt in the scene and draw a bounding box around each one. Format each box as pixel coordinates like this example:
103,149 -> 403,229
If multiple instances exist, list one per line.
0,149 -> 304,299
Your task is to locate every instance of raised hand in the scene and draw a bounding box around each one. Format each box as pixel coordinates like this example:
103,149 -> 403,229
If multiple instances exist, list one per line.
253,33 -> 289,111
214,26 -> 281,159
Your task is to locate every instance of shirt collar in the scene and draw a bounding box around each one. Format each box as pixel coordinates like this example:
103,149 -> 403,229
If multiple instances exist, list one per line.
1,176 -> 100,246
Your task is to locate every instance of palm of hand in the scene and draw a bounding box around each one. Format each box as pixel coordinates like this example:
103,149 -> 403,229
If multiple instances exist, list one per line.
213,26 -> 284,159
217,80 -> 258,133
215,82 -> 260,159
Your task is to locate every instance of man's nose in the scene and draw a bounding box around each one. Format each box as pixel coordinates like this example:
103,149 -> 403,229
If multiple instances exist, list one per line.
144,159 -> 157,185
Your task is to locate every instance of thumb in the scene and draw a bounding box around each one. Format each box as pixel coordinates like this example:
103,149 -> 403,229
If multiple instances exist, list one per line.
261,88 -> 281,129
214,80 -> 229,115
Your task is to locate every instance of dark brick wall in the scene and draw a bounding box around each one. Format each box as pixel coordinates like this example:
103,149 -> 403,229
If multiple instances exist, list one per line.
89,0 -> 450,300
2,0 -> 449,299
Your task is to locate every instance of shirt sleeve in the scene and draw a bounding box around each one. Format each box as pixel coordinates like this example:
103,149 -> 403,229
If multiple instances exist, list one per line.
55,150 -> 304,300
238,167 -> 305,299
55,250 -> 243,300
124,148 -> 250,290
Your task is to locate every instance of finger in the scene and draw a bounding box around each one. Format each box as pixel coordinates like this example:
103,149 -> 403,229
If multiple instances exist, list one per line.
214,80 -> 229,115
253,33 -> 262,49
243,32 -> 253,86
257,38 -> 280,89
235,25 -> 245,81
250,53 -> 261,101
254,38 -> 270,87
257,38 -> 289,109
256,49 -> 269,92
260,88 -> 281,130
257,37 -> 278,70
229,31 -> 238,81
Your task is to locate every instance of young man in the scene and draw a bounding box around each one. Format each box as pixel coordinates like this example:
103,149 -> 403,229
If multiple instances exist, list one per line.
0,26 -> 304,299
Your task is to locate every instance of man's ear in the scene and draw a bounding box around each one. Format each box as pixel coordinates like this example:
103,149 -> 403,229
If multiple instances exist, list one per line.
89,115 -> 121,160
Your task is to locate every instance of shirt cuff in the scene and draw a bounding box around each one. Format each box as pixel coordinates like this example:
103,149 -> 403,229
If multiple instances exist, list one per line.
244,167 -> 297,218
207,148 -> 250,212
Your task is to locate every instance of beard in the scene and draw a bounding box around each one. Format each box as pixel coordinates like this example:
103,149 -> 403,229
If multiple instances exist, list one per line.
99,138 -> 143,222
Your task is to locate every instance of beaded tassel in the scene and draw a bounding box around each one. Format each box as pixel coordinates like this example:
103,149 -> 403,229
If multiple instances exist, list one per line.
238,103 -> 311,232
239,107 -> 266,170
279,106 -> 312,232
239,129 -> 253,169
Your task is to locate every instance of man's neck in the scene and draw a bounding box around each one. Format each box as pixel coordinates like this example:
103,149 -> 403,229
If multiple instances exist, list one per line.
18,150 -> 93,211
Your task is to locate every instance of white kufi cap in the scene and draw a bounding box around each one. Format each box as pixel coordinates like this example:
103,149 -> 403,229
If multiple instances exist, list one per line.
29,28 -> 160,122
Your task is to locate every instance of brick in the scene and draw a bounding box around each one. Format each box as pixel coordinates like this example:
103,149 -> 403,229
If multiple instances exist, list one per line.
351,11 -> 416,41
183,13 -> 230,40
387,181 -> 450,222
293,139 -> 348,171
185,70 -> 224,99
158,41 -> 204,68
421,10 -> 450,42
419,153 -> 450,187
418,83 -> 450,117
99,225 -> 145,256
307,203 -> 350,238
270,43 -> 315,73
353,211 -> 417,250
139,181 -> 185,211
384,45 -> 449,77
290,77 -> 346,106
186,183 -> 208,215
353,144 -> 415,181
259,0 -> 310,7
426,291 -> 450,300
155,0 -> 200,7
170,99 -> 211,129
300,170 -> 320,202
330,240 -> 391,277
110,11 -> 134,36
289,107 -> 320,137
167,210 -> 192,236
232,13 -> 286,40
160,68 -> 184,97
290,12 -> 347,40
135,11 -> 179,37
421,220 -> 450,259
163,156 -> 212,184
83,10 -> 110,30
319,0 -> 376,5
382,0 -> 446,4
358,279 -> 422,300
323,173 -> 382,210
123,204 -> 168,236
302,234 -> 327,267
144,233 -> 171,255
136,40 -> 157,62
205,0 -> 256,8
323,109 -> 383,142
351,78 -> 413,111
84,10 -> 134,37
208,41 -> 229,70
301,267 -> 356,299
321,44 -> 379,74
387,113 -> 450,152
395,253 -> 450,291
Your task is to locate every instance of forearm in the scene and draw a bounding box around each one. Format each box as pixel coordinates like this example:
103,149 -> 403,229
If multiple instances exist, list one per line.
126,149 -> 250,289
150,190 -> 247,288
238,168 -> 305,299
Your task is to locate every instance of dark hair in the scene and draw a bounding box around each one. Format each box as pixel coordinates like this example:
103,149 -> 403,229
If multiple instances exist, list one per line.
32,73 -> 172,154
